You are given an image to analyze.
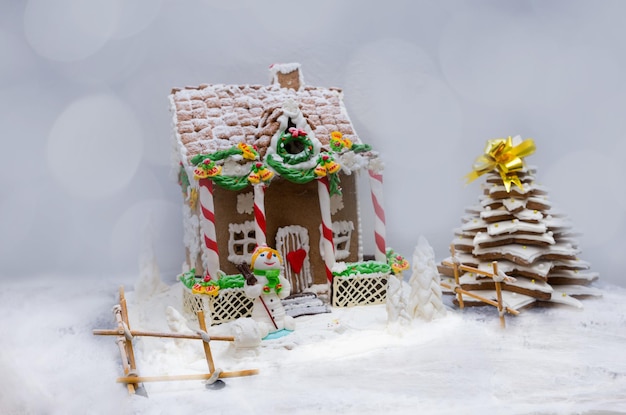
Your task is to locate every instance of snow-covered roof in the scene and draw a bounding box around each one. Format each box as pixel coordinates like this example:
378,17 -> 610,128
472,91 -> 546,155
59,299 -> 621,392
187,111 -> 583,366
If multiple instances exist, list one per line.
169,64 -> 360,163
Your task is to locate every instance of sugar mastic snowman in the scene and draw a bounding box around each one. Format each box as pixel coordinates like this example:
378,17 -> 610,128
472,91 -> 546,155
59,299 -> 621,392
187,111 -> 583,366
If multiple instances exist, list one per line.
243,245 -> 295,338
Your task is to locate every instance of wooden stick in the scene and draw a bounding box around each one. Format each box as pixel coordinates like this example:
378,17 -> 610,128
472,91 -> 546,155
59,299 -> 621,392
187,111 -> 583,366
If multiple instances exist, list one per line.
492,261 -> 505,328
196,311 -> 215,373
93,329 -> 235,342
118,286 -> 142,394
119,287 -> 138,372
441,261 -> 495,278
112,307 -> 137,394
449,245 -> 464,309
115,336 -> 136,395
440,281 -> 520,315
116,369 -> 260,384
259,295 -> 279,330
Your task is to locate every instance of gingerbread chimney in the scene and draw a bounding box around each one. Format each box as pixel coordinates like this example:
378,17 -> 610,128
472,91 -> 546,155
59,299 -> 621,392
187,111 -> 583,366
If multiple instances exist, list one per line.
269,63 -> 303,90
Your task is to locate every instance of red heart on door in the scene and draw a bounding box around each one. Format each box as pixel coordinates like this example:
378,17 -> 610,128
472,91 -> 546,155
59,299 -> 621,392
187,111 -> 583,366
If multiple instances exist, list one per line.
286,249 -> 307,274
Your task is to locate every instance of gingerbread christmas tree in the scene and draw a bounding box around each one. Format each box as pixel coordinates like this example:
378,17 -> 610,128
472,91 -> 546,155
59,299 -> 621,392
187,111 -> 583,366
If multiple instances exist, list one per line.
440,136 -> 601,310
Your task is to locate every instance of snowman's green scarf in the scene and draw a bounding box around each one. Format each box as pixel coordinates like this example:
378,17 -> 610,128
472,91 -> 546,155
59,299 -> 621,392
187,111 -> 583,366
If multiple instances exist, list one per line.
253,268 -> 283,294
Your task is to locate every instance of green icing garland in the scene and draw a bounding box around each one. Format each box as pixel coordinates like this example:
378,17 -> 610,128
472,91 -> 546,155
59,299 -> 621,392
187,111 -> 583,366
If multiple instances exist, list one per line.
351,143 -> 372,153
179,269 -> 246,290
188,140 -> 349,195
266,154 -> 342,196
333,261 -> 391,277
178,164 -> 190,193
210,174 -> 252,191
190,145 -> 256,166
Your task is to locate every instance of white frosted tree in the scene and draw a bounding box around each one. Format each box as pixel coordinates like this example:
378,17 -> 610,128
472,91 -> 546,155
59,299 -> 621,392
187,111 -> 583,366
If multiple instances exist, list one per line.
386,272 -> 411,333
408,236 -> 446,321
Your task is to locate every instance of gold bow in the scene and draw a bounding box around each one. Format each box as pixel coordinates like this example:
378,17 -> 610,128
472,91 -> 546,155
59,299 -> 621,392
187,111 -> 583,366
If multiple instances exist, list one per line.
465,136 -> 536,192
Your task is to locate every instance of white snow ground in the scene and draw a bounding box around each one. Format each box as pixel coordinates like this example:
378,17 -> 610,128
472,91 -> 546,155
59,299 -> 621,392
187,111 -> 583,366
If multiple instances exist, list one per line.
1,276 -> 625,415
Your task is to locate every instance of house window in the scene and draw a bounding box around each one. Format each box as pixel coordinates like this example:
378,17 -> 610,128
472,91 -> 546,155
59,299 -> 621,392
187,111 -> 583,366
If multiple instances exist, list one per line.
228,221 -> 256,264
321,220 -> 354,260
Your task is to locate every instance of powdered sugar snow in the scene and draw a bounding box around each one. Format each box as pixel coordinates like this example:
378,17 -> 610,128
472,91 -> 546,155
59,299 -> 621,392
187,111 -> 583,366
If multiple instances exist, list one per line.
1,274 -> 625,414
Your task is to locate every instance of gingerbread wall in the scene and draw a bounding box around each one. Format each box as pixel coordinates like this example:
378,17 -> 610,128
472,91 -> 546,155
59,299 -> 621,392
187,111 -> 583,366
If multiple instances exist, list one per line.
209,173 -> 360,290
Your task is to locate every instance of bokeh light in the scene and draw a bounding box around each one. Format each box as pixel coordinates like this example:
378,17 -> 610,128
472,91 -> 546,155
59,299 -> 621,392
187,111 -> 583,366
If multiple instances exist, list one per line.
24,0 -> 119,62
110,0 -> 163,40
47,93 -> 143,200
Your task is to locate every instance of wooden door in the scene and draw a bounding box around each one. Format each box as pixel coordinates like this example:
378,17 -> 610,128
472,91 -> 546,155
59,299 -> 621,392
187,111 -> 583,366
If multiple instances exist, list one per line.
275,226 -> 312,294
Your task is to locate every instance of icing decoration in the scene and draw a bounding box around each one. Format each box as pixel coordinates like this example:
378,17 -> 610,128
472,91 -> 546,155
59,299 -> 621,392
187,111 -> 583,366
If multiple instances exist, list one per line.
262,328 -> 293,340
330,131 -> 352,152
193,159 -> 222,179
318,176 -> 336,282
255,268 -> 283,294
193,284 -> 219,296
331,220 -> 354,260
227,221 -> 256,264
329,193 -> 344,215
368,169 -> 387,262
286,248 -> 307,274
318,154 -> 340,174
266,153 -> 342,196
386,248 -> 409,275
276,128 -> 315,165
178,163 -> 190,193
465,136 -> 536,192
198,178 -> 220,279
332,261 -> 391,277
253,184 -> 267,246
245,245 -> 295,334
190,144 -> 259,165
250,245 -> 283,268
248,162 -> 273,185
330,131 -> 371,153
188,187 -> 198,210
237,143 -> 259,160
275,225 -> 312,294
178,269 -> 246,295
213,174 -> 254,191
236,191 -> 254,215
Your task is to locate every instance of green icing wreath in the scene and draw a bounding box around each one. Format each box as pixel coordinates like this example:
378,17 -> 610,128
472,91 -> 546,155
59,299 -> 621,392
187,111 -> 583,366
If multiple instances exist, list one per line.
276,128 -> 315,165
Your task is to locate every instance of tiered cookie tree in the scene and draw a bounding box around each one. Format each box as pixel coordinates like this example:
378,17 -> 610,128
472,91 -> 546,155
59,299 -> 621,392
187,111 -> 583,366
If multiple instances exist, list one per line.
439,136 -> 601,310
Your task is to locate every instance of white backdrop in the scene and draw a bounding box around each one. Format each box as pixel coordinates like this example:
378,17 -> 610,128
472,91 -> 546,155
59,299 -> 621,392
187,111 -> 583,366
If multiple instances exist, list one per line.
2,0 -> 625,287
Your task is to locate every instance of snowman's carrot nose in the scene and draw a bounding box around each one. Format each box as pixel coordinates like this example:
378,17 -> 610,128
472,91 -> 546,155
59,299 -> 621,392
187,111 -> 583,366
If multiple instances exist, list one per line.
267,251 -> 273,259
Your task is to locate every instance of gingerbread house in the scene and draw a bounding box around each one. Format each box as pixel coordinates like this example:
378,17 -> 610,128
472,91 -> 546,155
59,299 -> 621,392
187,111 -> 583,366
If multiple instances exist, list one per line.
169,63 -> 388,297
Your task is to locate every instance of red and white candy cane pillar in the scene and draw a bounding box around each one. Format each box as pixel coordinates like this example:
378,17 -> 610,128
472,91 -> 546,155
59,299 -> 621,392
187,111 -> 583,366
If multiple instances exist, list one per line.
368,169 -> 387,262
317,176 -> 335,283
198,178 -> 220,280
253,184 -> 267,247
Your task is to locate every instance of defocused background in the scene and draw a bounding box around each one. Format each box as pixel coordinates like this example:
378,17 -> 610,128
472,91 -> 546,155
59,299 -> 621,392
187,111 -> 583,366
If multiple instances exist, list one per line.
1,0 -> 625,286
